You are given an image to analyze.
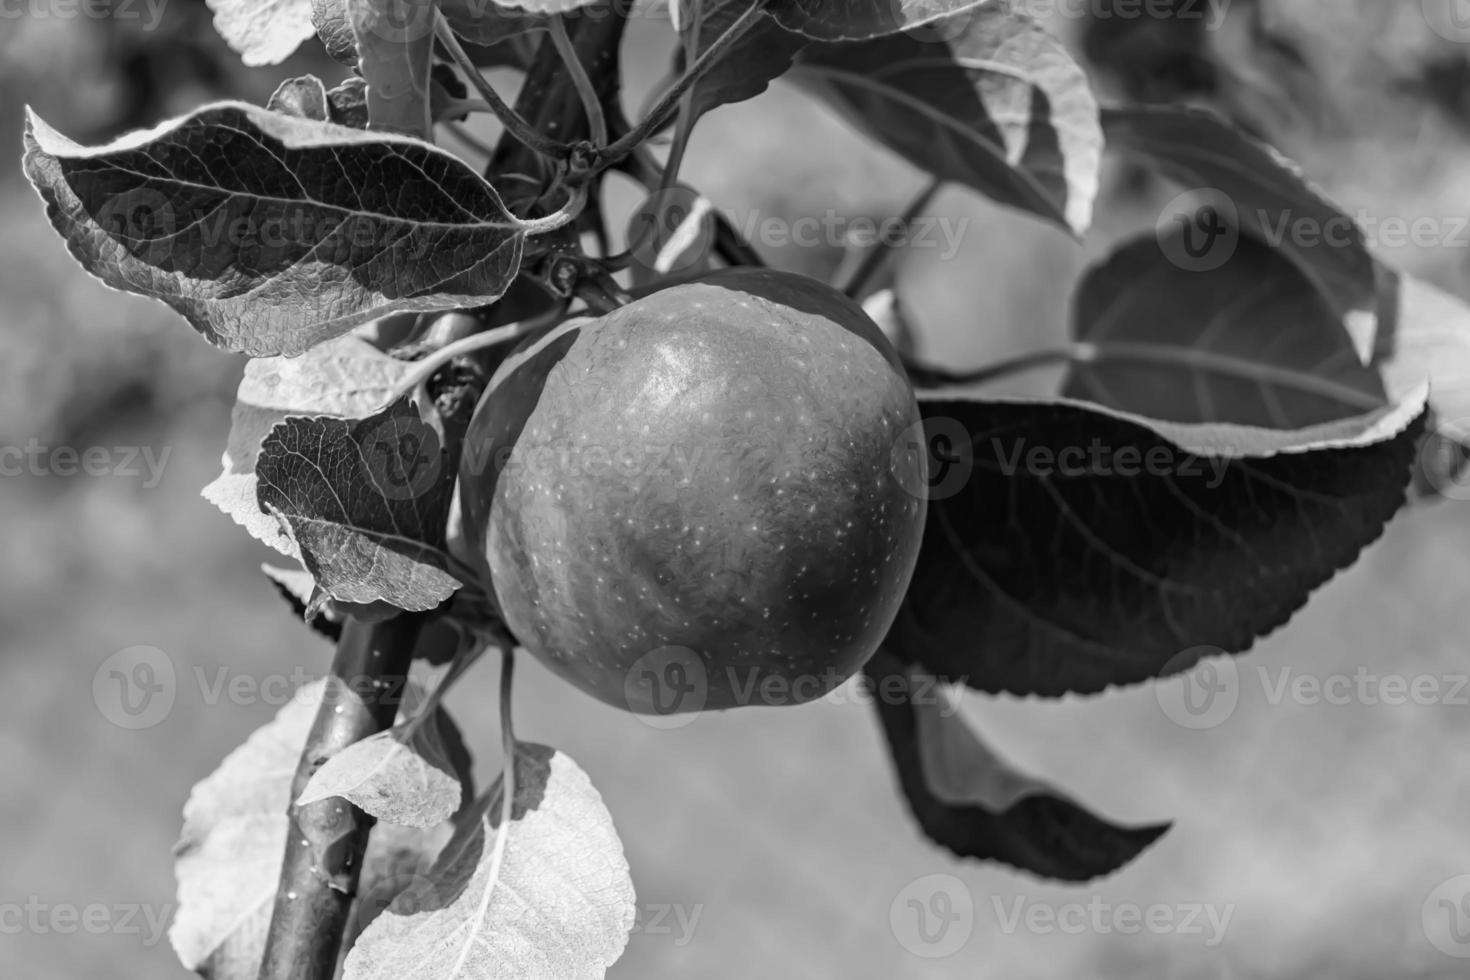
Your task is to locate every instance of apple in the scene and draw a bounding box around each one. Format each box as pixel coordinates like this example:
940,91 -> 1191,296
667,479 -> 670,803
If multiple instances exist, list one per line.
460,268 -> 927,714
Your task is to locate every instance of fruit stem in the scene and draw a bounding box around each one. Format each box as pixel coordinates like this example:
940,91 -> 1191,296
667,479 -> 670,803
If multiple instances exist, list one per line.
550,15 -> 608,148
434,12 -> 571,162
517,183 -> 590,235
255,614 -> 425,980
387,321 -> 538,407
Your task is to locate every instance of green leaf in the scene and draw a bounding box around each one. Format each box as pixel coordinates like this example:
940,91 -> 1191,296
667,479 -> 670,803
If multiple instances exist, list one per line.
769,0 -> 992,42
342,743 -> 636,980
267,75 -> 333,121
887,390 -> 1427,697
23,103 -> 526,356
864,653 -> 1168,880
794,5 -> 1101,234
1065,232 -> 1386,428
1102,105 -> 1378,333
203,333 -> 414,558
169,681 -> 456,980
296,679 -> 470,828
255,399 -> 463,612
207,0 -> 317,65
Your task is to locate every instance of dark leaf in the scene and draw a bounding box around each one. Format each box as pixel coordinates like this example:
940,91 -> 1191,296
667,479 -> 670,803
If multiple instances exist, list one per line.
864,652 -> 1168,880
23,103 -> 526,356
1103,105 -> 1378,332
887,391 -> 1427,697
769,0 -> 990,42
255,399 -> 463,612
261,562 -> 344,642
1064,232 -> 1386,428
680,2 -> 808,121
794,5 -> 1100,234
327,76 -> 373,128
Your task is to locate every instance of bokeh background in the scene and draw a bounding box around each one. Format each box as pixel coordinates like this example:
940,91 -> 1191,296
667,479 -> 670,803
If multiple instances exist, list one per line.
5,1 -> 1470,978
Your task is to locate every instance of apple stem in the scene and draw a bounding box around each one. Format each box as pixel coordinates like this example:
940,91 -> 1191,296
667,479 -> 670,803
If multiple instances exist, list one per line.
255,614 -> 425,980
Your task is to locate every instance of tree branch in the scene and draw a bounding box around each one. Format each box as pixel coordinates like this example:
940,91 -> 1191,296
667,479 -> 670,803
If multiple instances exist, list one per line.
256,614 -> 425,980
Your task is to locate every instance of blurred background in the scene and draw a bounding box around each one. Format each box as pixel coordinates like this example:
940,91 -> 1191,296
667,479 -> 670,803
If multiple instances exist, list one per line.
5,1 -> 1470,977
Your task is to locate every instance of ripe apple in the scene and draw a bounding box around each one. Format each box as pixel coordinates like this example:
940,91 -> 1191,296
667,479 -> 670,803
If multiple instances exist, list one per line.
460,268 -> 927,714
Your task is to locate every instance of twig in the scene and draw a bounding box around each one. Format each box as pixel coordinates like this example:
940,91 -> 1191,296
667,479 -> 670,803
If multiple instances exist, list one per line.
842,179 -> 943,300
550,16 -> 608,147
256,614 -> 426,980
434,11 -> 571,161
660,0 -> 705,190
597,0 -> 768,169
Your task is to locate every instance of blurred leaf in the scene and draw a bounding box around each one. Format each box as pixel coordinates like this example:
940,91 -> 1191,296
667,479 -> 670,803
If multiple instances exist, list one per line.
1103,105 -> 1378,333
794,5 -> 1100,234
255,399 -> 463,612
342,743 -> 636,980
887,391 -> 1427,696
203,334 -> 413,559
170,681 -> 454,979
207,0 -> 317,66
314,0 -> 362,63
864,653 -> 1168,880
1064,232 -> 1386,428
23,103 -> 525,356
1371,268 -> 1470,497
267,76 -> 332,121
296,680 -> 469,828
769,0 -> 991,41
350,0 -> 438,138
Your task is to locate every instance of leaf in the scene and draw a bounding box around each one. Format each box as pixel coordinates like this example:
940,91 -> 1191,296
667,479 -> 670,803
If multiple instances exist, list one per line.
255,398 -> 463,612
22,103 -> 526,356
296,680 -> 469,828
343,743 -> 636,980
350,0 -> 438,138
1102,105 -> 1378,334
328,76 -> 374,128
863,653 -> 1167,880
1064,232 -> 1386,429
624,185 -> 719,288
267,76 -> 333,121
769,0 -> 991,42
203,333 -> 414,558
794,5 -> 1101,234
680,1 -> 808,121
207,0 -> 317,66
886,391 -> 1427,697
169,682 -> 455,979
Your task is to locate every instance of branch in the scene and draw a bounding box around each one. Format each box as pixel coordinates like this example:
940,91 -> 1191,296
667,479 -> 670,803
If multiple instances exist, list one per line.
256,613 -> 426,980
842,179 -> 943,300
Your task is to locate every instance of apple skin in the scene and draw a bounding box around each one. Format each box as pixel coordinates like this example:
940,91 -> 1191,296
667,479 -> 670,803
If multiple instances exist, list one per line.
465,268 -> 927,714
